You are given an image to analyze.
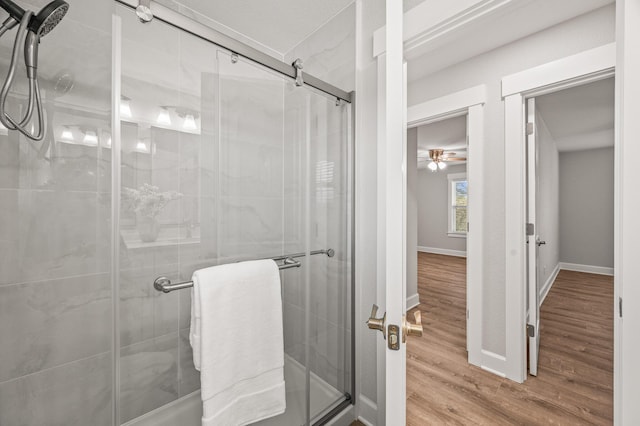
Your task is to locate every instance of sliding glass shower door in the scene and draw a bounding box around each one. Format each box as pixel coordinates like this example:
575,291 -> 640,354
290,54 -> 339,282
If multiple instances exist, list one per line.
116,5 -> 352,425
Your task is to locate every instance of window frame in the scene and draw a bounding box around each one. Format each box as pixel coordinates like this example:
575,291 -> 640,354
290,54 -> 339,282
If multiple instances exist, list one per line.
447,172 -> 468,238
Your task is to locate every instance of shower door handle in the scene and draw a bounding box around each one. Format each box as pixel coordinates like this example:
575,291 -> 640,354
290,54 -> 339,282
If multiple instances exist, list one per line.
366,304 -> 386,339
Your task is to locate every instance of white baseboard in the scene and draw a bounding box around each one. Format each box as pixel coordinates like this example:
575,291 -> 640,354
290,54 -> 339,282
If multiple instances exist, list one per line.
417,245 -> 466,258
559,262 -> 614,276
406,293 -> 420,311
480,350 -> 507,378
357,394 -> 377,426
539,263 -> 560,305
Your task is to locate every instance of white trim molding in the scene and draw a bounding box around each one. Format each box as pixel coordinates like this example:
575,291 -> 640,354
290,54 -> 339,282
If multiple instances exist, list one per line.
373,0 -> 532,58
407,293 -> 421,311
418,246 -> 467,258
617,3 -> 640,422
408,85 -> 486,127
559,262 -> 614,276
502,43 -> 616,97
480,350 -> 507,378
540,263 -> 560,306
356,395 -> 377,426
502,44 -> 617,384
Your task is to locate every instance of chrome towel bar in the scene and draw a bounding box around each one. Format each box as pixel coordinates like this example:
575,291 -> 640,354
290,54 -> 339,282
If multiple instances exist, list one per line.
153,248 -> 335,293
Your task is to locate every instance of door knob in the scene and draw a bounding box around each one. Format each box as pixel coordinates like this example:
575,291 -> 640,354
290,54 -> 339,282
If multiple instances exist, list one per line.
536,239 -> 546,247
402,310 -> 423,342
367,304 -> 386,339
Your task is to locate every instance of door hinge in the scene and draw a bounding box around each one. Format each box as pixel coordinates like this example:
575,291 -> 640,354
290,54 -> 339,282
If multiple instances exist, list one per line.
619,297 -> 623,318
527,122 -> 534,135
527,324 -> 535,337
526,223 -> 534,236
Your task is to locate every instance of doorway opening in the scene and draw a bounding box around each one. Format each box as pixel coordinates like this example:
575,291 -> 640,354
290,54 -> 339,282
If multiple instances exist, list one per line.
406,113 -> 470,404
523,77 -> 614,421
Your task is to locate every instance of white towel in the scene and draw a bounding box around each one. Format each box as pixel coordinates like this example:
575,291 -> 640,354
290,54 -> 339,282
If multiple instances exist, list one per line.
189,259 -> 286,426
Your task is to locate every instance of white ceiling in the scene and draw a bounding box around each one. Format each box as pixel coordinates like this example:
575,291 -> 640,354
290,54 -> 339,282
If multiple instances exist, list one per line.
536,77 -> 614,152
156,0 -> 354,56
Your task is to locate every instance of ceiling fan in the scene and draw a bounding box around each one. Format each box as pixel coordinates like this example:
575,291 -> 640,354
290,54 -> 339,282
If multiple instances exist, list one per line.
418,148 -> 467,171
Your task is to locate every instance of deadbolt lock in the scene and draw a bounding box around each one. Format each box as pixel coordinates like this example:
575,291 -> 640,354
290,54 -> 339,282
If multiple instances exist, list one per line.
402,311 -> 423,343
366,304 -> 386,339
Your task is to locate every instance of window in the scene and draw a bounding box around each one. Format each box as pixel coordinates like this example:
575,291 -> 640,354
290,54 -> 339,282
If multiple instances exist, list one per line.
447,173 -> 467,237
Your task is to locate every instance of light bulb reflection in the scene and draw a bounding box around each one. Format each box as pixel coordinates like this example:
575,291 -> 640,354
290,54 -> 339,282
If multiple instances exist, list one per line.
428,161 -> 438,171
120,98 -> 132,118
157,108 -> 171,126
438,162 -> 447,170
83,131 -> 98,145
135,140 -> 149,153
61,127 -> 74,141
183,114 -> 197,131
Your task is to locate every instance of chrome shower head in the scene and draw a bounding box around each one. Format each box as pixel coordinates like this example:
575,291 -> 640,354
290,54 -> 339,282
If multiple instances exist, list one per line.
0,0 -> 70,141
29,0 -> 68,37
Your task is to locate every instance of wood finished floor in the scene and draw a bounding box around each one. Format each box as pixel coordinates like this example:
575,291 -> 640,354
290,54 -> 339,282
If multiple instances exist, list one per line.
407,252 -> 613,425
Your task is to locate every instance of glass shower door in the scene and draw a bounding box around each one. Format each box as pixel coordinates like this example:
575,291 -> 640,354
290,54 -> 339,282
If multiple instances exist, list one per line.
116,5 -> 352,425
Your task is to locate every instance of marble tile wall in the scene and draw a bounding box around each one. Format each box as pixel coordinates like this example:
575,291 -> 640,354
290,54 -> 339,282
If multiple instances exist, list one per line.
284,4 -> 356,93
0,2 -> 353,424
0,1 -> 115,424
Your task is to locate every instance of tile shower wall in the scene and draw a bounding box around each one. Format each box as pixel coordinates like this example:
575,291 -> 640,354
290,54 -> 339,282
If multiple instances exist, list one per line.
0,1 -> 114,425
0,2 -> 352,424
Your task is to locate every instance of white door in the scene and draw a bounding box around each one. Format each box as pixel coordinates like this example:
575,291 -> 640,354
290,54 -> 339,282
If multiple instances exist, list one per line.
526,97 -> 541,376
367,3 -> 423,424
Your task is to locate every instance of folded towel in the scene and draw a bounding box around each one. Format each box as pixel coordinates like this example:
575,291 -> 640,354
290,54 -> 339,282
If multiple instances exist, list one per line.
190,259 -> 286,426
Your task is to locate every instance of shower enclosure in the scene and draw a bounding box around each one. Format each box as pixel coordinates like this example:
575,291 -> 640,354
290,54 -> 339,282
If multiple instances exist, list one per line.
0,1 -> 354,425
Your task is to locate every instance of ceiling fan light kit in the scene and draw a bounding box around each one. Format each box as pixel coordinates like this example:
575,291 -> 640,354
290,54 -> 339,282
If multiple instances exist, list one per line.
422,148 -> 464,172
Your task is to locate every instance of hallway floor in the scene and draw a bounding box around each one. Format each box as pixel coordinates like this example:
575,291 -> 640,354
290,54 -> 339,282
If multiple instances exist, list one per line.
407,253 -> 613,425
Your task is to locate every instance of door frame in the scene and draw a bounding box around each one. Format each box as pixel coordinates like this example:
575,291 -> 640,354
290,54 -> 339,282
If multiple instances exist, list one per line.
502,42 -> 615,382
407,84 -> 486,367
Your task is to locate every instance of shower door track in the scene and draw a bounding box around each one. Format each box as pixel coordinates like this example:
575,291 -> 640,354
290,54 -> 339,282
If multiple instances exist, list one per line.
114,0 -> 353,104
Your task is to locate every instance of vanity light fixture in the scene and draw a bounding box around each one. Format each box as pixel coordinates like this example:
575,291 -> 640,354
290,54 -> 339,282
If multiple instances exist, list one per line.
60,126 -> 74,141
83,130 -> 98,145
135,140 -> 150,153
175,108 -> 199,131
183,113 -> 197,131
157,107 -> 171,125
120,96 -> 132,119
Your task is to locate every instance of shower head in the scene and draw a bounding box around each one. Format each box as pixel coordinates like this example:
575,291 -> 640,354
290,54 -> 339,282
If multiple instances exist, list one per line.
0,0 -> 68,37
22,1 -> 68,79
29,0 -> 68,37
0,0 -> 70,141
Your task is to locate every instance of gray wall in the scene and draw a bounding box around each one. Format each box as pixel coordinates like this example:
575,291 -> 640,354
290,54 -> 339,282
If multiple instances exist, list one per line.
536,113 -> 560,295
408,4 -> 614,355
417,164 -> 467,252
407,129 -> 419,302
559,147 -> 614,268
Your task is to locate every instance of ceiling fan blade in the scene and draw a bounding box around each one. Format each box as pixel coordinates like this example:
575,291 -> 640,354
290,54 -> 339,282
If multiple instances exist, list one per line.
443,157 -> 467,162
